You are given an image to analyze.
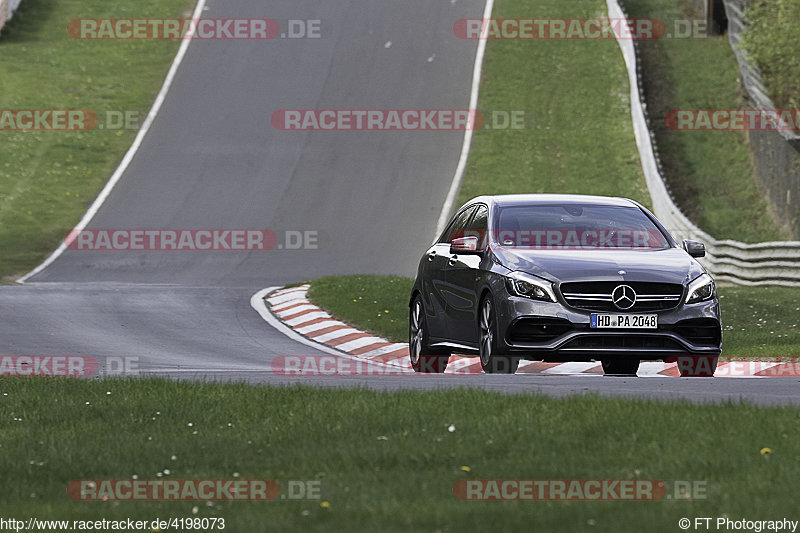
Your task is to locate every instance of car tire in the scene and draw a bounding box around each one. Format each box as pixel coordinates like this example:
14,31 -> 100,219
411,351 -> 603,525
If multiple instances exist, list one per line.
479,296 -> 519,374
409,295 -> 450,373
601,359 -> 640,376
676,355 -> 718,377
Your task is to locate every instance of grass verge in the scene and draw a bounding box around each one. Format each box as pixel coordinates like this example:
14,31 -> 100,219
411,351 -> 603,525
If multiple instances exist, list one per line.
0,0 -> 195,281
2,378 -> 799,532
719,286 -> 800,357
623,0 -> 788,242
738,0 -> 800,111
307,275 -> 800,358
307,275 -> 414,343
457,0 -> 649,208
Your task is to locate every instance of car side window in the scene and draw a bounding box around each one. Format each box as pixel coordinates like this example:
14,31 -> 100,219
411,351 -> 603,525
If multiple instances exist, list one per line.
438,206 -> 477,244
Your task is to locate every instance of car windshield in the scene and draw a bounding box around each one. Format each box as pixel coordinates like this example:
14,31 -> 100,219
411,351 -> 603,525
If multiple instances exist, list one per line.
493,204 -> 670,249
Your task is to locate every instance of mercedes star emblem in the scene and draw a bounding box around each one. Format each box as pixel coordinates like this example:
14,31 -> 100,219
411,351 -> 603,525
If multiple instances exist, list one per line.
612,285 -> 636,310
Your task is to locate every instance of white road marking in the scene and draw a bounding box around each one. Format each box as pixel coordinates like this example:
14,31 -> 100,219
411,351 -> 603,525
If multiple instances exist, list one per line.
434,0 -> 495,236
17,0 -> 210,283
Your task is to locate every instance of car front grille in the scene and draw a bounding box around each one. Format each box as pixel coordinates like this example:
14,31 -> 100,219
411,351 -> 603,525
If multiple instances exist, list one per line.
559,281 -> 683,312
562,334 -> 684,351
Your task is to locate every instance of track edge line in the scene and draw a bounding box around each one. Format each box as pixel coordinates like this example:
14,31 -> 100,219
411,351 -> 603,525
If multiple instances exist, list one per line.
17,0 -> 209,284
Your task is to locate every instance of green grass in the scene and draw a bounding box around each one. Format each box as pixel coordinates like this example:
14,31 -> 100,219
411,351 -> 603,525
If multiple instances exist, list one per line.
459,0 -> 787,241
720,287 -> 800,357
623,0 -> 788,242
2,378 -> 799,532
457,0 -> 649,208
739,0 -> 800,110
307,275 -> 414,342
306,274 -> 800,358
0,0 -> 194,281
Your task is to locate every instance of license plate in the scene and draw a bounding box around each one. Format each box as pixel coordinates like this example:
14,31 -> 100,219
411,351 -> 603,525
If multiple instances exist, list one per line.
590,313 -> 657,329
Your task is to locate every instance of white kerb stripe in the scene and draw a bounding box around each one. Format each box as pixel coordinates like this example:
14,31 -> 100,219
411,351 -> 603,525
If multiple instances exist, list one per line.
312,328 -> 361,343
285,311 -> 330,326
337,337 -> 388,352
542,362 -> 602,375
271,298 -> 311,312
295,320 -> 347,335
361,343 -> 409,357
268,292 -> 309,306
276,304 -> 318,317
637,362 -> 672,376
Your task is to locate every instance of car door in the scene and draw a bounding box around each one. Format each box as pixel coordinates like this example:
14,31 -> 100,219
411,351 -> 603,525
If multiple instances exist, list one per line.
421,205 -> 477,342
443,204 -> 488,346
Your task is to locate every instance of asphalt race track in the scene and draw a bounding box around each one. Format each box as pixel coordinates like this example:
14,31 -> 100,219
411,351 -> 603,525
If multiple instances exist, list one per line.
2,0 -> 798,405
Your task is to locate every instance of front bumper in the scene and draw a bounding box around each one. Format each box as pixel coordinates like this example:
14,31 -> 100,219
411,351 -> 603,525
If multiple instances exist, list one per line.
495,294 -> 721,361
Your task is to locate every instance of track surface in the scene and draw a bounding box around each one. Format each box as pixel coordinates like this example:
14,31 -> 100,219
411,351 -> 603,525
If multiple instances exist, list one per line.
35,0 -> 476,284
3,0 -> 798,405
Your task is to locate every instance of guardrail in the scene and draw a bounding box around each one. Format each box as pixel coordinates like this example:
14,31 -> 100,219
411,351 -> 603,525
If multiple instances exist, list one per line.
723,0 -> 800,148
722,0 -> 800,237
607,0 -> 800,286
0,0 -> 23,36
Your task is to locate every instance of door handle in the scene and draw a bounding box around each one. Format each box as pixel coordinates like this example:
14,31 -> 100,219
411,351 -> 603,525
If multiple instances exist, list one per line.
448,255 -> 458,266
427,251 -> 437,261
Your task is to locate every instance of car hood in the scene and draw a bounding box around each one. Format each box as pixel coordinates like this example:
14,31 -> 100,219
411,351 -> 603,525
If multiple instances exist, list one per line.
492,247 -> 705,285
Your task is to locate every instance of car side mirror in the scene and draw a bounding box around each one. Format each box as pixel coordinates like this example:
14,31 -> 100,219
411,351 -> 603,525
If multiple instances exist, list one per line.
683,239 -> 705,258
450,236 -> 482,254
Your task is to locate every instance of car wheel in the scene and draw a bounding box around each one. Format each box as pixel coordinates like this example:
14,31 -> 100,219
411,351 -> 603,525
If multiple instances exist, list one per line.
479,296 -> 519,374
409,295 -> 449,373
601,359 -> 640,376
676,355 -> 718,377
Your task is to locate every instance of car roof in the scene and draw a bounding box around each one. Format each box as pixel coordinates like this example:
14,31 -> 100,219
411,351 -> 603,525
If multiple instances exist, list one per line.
464,194 -> 639,209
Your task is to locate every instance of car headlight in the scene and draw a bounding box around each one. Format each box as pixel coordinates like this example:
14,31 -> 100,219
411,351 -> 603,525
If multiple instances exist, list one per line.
506,271 -> 556,302
686,273 -> 715,304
